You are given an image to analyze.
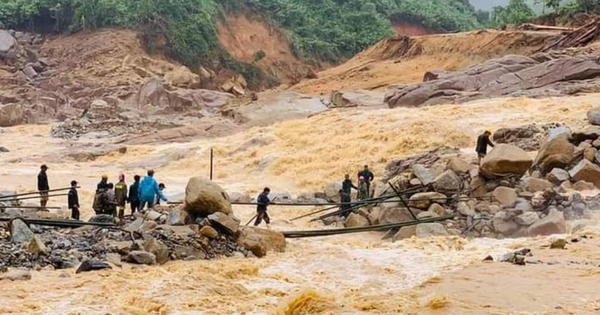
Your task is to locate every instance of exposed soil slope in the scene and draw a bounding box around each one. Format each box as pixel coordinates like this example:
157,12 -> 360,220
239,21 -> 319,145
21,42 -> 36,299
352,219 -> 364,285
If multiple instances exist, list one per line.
217,14 -> 315,85
392,21 -> 439,36
293,30 -> 560,95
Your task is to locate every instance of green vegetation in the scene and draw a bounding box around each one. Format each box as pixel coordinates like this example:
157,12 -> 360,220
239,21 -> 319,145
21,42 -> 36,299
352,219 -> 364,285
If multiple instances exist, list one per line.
0,0 -> 482,87
492,0 -> 536,26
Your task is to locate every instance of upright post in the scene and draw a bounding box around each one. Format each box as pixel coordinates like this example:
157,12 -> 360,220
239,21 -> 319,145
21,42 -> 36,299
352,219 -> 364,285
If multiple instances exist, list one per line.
210,148 -> 214,181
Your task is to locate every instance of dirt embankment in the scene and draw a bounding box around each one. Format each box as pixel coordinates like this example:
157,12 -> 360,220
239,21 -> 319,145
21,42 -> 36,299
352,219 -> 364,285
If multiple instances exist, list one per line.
392,21 -> 439,36
217,14 -> 316,85
293,30 -> 560,95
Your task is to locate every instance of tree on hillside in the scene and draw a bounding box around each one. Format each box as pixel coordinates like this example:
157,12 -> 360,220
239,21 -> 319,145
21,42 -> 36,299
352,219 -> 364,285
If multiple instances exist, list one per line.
492,0 -> 535,26
535,0 -> 562,12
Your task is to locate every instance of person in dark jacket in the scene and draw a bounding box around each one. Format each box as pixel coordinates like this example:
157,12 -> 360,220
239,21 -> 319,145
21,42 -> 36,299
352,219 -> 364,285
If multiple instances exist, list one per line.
129,175 -> 141,214
357,176 -> 369,201
37,164 -> 49,210
102,183 -> 118,215
254,187 -> 273,227
342,174 -> 358,196
68,180 -> 80,220
357,165 -> 374,197
93,174 -> 109,213
97,174 -> 109,192
115,174 -> 128,218
339,189 -> 352,218
476,130 -> 495,164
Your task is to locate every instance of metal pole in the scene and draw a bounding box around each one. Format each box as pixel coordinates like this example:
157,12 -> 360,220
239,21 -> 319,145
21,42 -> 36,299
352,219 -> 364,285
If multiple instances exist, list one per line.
0,187 -> 77,200
1,193 -> 68,203
210,148 -> 214,181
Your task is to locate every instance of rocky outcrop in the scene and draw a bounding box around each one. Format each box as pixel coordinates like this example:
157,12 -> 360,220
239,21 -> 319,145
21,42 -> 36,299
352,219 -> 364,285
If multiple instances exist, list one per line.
184,177 -> 232,217
0,104 -> 25,127
480,144 -> 533,178
531,127 -> 575,174
569,159 -> 600,188
527,209 -> 566,236
330,90 -> 384,108
385,54 -> 600,108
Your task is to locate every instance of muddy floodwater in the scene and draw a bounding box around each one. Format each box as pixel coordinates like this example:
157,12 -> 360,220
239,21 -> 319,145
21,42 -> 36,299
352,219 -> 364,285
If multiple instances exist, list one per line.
2,95 -> 600,314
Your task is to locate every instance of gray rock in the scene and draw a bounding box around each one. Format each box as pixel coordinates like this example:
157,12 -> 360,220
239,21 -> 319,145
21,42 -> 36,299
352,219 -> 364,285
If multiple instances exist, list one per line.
527,209 -> 566,236
493,187 -> 518,207
167,207 -> 188,226
416,223 -> 448,237
330,90 -> 384,108
207,212 -> 240,235
0,30 -> 16,53
522,177 -> 554,193
515,212 -> 540,226
392,226 -> 417,241
533,129 -> 574,174
345,213 -> 370,228
23,65 -> 37,78
411,164 -> 434,185
493,211 -> 520,236
323,182 -> 343,202
417,211 -> 439,219
143,238 -> 169,265
433,170 -> 462,192
514,199 -> 533,212
10,219 -> 34,244
547,168 -> 570,185
127,251 -> 157,265
588,107 -> 600,125
184,177 -> 232,217
457,201 -> 476,216
409,192 -> 447,209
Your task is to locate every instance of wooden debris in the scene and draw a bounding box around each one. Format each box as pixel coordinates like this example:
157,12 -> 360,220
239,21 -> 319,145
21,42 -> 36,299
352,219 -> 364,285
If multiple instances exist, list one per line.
539,19 -> 600,52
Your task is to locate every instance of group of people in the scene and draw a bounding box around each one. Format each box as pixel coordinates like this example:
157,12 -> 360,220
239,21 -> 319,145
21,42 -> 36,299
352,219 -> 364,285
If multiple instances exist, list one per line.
37,165 -> 168,220
337,165 -> 375,217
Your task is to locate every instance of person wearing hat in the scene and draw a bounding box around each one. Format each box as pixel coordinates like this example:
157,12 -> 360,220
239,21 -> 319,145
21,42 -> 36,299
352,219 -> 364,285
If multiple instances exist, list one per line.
357,165 -> 374,197
97,174 -> 109,192
68,180 -> 80,220
357,176 -> 369,201
93,174 -> 110,214
37,164 -> 49,210
115,174 -> 128,218
476,130 -> 495,165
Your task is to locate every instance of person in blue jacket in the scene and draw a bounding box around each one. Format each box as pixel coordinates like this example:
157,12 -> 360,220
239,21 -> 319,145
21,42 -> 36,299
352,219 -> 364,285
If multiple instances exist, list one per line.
138,170 -> 167,211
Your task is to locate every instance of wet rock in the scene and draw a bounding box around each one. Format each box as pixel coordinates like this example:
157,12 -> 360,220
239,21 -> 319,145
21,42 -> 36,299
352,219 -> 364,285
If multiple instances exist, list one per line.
569,160 -> 600,188
324,182 -> 343,202
409,192 -> 447,209
527,209 -> 566,236
0,270 -> 31,281
26,235 -> 49,255
10,219 -> 34,244
200,226 -> 219,239
457,202 -> 476,216
573,180 -> 595,191
143,238 -> 169,265
411,164 -> 434,186
416,223 -> 448,237
167,207 -> 189,226
393,226 -> 417,241
572,125 -> 600,143
238,227 -> 286,257
493,187 -> 518,207
515,212 -> 540,226
345,213 -> 370,228
75,260 -> 112,273
428,203 -> 447,216
547,168 -> 570,185
228,192 -> 252,203
89,214 -> 115,224
550,239 -> 567,249
588,107 -> 600,125
493,211 -> 520,236
127,251 -> 157,265
207,212 -> 240,235
532,128 -> 574,174
433,170 -> 462,192
417,211 -> 439,219
481,144 -> 533,178
522,177 -> 554,193
184,177 -> 232,217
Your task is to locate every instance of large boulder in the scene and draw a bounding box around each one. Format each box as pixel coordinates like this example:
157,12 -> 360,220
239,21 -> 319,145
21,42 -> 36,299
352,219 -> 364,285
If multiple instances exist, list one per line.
480,144 -> 533,178
527,209 -> 566,236
393,226 -> 417,241
330,90 -> 384,108
569,160 -> 600,188
375,207 -> 413,225
324,182 -> 342,203
127,251 -> 157,265
493,187 -> 518,207
167,207 -> 189,226
416,223 -> 448,237
345,213 -> 370,228
433,170 -> 462,192
184,177 -> 232,217
521,177 -> 554,193
588,107 -> 600,126
492,211 -> 520,236
411,164 -> 435,185
409,192 -> 447,209
207,212 -> 240,235
515,212 -> 540,226
532,128 -> 575,174
0,104 -> 25,127
0,30 -> 16,53
10,219 -> 34,244
238,227 -> 286,257
446,157 -> 474,174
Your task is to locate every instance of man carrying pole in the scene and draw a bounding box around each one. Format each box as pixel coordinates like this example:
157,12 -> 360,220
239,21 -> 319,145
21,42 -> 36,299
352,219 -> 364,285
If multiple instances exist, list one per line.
254,187 -> 274,227
37,164 -> 49,211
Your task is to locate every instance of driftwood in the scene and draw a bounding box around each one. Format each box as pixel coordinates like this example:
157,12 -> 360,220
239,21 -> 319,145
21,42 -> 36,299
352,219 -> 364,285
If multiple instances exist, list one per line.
520,23 -> 574,32
539,19 -> 600,52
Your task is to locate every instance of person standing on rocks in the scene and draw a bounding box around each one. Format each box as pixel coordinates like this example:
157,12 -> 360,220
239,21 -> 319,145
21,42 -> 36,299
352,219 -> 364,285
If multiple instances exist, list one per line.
342,174 -> 358,197
104,183 -> 118,216
358,165 -> 374,197
93,174 -> 109,214
357,176 -> 369,201
115,174 -> 128,218
476,130 -> 495,164
138,170 -> 167,211
129,175 -> 141,214
339,189 -> 352,218
155,183 -> 166,206
37,164 -> 49,211
254,187 -> 273,227
68,180 -> 80,220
